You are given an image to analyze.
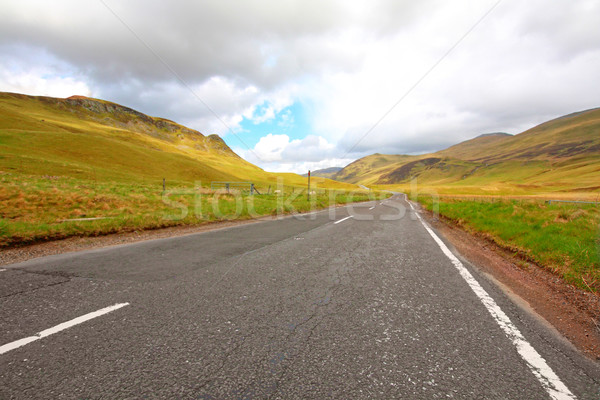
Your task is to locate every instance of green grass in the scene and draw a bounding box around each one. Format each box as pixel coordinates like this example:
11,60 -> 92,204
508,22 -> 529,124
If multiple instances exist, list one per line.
0,172 -> 389,247
415,195 -> 600,292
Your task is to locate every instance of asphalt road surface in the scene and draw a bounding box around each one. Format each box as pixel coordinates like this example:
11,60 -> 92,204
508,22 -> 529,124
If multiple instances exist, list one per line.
1,194 -> 599,399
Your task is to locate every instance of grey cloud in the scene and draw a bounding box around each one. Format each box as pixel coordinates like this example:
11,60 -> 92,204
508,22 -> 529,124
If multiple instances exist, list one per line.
0,0 -> 439,91
0,1 -> 360,88
1,0 -> 599,170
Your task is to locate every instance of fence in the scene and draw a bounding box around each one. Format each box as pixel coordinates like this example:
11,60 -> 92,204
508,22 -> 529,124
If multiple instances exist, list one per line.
545,200 -> 600,205
210,182 -> 259,195
427,194 -> 600,206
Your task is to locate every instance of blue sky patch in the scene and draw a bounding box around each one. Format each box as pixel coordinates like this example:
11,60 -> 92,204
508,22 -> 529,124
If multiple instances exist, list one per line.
230,101 -> 310,148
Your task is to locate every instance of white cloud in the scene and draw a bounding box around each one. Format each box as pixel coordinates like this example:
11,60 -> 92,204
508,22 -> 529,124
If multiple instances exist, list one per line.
0,46 -> 91,98
251,133 -> 292,162
256,158 -> 356,175
236,133 -> 352,173
0,69 -> 91,98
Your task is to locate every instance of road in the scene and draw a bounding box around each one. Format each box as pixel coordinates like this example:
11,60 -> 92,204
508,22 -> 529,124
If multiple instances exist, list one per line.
1,194 -> 599,399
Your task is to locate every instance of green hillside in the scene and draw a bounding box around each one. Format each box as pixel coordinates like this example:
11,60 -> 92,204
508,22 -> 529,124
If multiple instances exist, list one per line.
0,93 -> 242,184
302,167 -> 342,179
0,92 -> 379,247
334,154 -> 418,184
335,108 -> 600,196
0,92 -> 355,190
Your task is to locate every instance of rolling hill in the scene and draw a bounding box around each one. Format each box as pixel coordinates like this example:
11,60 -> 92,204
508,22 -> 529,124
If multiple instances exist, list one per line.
334,108 -> 600,195
302,167 -> 343,179
0,92 -> 354,190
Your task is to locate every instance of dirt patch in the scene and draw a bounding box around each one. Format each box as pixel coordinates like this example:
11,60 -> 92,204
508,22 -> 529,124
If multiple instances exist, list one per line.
418,205 -> 600,360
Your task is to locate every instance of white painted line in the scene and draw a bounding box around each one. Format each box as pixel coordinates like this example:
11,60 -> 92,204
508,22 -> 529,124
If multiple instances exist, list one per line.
369,206 -> 375,210
0,269 -> 6,272
413,209 -> 575,400
0,303 -> 130,355
334,216 -> 352,225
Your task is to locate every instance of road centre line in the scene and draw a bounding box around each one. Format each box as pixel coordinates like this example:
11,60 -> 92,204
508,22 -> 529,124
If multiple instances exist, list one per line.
411,203 -> 575,400
0,303 -> 130,355
334,216 -> 352,224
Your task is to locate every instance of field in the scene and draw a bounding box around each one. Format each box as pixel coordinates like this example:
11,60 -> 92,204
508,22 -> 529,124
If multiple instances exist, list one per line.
0,92 -> 381,246
415,194 -> 600,292
0,172 -> 386,247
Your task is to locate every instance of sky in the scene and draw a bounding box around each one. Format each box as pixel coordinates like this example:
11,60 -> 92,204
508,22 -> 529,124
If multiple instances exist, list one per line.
1,0 -> 599,173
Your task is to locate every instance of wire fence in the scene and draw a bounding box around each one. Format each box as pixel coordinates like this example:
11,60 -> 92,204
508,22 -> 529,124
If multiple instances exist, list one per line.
434,195 -> 600,206
210,182 -> 257,194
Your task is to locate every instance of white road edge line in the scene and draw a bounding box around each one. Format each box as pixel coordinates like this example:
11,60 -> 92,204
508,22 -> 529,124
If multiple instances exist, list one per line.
409,200 -> 575,400
369,206 -> 375,210
0,269 -> 6,272
334,216 -> 352,225
0,303 -> 130,355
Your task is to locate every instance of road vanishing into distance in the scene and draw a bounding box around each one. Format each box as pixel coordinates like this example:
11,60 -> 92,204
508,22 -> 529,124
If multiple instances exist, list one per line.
1,194 -> 599,399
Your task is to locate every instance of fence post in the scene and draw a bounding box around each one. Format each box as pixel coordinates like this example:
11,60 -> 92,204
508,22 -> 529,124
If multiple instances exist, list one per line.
226,183 -> 230,194
251,183 -> 254,195
307,170 -> 311,201
163,178 -> 166,192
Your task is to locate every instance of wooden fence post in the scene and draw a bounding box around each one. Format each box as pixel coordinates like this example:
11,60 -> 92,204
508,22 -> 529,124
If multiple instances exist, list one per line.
308,170 -> 311,201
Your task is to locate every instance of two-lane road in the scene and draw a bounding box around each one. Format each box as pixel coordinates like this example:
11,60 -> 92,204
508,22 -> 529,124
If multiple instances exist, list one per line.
1,194 -> 599,398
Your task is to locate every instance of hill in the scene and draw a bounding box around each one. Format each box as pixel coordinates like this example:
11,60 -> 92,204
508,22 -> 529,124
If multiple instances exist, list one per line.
302,167 -> 342,179
0,92 -> 354,190
334,154 -> 417,184
335,108 -> 600,194
0,92 -> 379,247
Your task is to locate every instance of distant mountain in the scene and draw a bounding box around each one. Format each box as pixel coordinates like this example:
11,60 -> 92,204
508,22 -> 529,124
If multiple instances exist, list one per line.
334,108 -> 600,192
476,132 -> 512,138
0,92 -> 356,189
302,167 -> 343,179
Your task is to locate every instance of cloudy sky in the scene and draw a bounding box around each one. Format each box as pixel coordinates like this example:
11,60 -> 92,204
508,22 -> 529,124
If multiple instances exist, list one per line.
1,1 -> 599,173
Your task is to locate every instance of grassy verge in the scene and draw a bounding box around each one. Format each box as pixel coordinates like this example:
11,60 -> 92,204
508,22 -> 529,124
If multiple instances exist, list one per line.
415,195 -> 600,292
0,172 -> 389,247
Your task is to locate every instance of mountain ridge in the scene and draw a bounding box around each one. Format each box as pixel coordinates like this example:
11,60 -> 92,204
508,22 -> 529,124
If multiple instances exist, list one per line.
333,108 -> 600,193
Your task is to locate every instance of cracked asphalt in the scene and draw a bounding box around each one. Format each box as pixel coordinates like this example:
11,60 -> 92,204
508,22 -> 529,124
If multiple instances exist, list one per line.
1,194 -> 599,399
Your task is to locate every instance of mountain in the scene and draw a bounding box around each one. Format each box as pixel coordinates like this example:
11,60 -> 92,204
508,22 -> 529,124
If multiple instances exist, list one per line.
302,167 -> 343,179
0,92 -> 355,189
334,108 -> 600,193
334,154 -> 417,184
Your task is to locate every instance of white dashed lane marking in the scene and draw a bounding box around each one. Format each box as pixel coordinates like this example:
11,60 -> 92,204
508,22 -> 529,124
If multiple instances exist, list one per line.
0,303 -> 130,355
334,216 -> 352,225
